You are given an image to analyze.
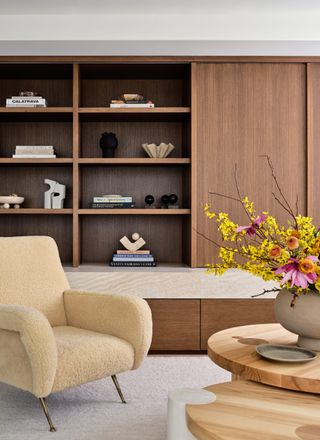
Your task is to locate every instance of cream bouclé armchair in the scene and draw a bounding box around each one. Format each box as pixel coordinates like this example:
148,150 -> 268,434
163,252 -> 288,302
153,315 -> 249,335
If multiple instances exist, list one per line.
0,236 -> 152,432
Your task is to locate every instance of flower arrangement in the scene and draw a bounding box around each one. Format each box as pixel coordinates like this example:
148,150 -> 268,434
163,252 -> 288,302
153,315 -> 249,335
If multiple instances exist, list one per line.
204,158 -> 320,302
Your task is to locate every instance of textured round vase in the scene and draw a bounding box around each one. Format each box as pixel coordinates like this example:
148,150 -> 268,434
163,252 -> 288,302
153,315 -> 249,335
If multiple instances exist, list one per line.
275,289 -> 320,351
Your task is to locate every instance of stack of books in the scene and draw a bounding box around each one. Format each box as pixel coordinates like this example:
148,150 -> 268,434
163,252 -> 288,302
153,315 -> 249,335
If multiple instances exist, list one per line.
6,96 -> 48,107
91,195 -> 134,209
110,93 -> 154,108
110,250 -> 157,267
12,146 -> 56,159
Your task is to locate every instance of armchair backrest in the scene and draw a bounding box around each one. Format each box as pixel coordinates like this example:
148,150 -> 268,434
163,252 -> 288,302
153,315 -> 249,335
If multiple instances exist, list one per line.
0,236 -> 69,326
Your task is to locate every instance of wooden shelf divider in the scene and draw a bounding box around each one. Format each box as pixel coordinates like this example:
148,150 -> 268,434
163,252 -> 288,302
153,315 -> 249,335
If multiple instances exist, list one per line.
0,209 -> 73,214
0,107 -> 73,113
78,158 -> 191,165
79,107 -> 191,114
78,209 -> 191,215
0,158 -> 73,164
72,63 -> 81,266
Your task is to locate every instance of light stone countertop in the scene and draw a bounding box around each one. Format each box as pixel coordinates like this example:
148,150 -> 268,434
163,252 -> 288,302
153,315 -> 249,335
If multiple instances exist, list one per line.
65,266 -> 278,299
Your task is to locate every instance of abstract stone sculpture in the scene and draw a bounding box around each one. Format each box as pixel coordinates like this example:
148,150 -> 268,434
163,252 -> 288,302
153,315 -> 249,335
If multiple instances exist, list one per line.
44,179 -> 66,209
120,233 -> 146,252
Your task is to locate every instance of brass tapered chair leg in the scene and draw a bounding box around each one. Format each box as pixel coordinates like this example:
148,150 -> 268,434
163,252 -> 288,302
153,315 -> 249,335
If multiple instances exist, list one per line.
39,397 -> 56,432
111,375 -> 126,403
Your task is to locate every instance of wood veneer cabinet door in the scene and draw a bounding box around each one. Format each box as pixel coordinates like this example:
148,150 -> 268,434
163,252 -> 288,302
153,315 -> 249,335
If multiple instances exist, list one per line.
307,63 -> 320,226
201,299 -> 276,350
147,299 -> 200,351
194,63 -> 307,266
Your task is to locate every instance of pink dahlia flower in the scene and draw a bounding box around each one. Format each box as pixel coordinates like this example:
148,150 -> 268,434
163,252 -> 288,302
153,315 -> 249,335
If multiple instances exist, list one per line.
275,256 -> 318,289
235,214 -> 268,237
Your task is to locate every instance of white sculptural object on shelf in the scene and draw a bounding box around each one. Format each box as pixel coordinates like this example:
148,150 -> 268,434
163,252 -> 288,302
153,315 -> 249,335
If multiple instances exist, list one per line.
142,142 -> 175,158
0,194 -> 24,209
44,179 -> 66,209
120,232 -> 146,252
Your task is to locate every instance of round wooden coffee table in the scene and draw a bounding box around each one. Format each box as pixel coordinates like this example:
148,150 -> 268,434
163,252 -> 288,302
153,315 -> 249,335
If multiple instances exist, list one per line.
186,380 -> 320,440
208,323 -> 320,393
186,324 -> 320,439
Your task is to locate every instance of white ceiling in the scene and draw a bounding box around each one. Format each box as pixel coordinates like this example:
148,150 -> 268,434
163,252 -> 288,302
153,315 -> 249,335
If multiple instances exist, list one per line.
1,0 -> 320,15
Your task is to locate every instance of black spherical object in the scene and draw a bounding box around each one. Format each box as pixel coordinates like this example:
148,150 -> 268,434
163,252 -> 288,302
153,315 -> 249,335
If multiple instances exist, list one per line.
145,195 -> 155,206
161,194 -> 170,206
169,194 -> 178,205
100,132 -> 118,158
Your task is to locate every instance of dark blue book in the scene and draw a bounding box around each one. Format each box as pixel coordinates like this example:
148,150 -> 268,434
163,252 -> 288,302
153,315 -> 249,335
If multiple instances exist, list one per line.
109,261 -> 157,267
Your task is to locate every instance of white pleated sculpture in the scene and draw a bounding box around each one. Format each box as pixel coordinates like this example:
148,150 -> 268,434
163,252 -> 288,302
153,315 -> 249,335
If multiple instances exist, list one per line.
167,388 -> 216,440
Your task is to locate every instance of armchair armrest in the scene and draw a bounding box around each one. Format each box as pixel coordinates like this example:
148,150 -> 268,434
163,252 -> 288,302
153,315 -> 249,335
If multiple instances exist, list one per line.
64,290 -> 152,369
0,304 -> 57,397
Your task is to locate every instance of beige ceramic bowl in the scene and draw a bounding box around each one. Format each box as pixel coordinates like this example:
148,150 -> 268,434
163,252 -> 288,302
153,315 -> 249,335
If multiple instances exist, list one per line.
0,196 -> 24,204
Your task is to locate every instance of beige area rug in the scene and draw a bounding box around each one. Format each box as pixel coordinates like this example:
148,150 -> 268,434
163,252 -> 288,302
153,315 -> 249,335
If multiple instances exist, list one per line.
0,355 -> 230,440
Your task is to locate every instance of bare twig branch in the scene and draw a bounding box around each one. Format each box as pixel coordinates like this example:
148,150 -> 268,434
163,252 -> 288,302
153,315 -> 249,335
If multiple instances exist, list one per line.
261,155 -> 298,228
195,229 -> 235,251
234,164 -> 252,221
272,192 -> 295,219
251,287 -> 281,298
208,191 -> 241,204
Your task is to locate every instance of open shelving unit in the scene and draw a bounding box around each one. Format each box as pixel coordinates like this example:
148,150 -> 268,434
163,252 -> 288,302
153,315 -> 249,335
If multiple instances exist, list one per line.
0,62 -> 193,267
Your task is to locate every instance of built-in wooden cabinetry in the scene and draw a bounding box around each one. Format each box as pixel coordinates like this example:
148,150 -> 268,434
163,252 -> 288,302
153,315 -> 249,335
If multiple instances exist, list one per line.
147,298 -> 276,352
2,57 -> 314,352
193,63 -> 308,266
0,57 -> 319,269
0,62 -> 191,266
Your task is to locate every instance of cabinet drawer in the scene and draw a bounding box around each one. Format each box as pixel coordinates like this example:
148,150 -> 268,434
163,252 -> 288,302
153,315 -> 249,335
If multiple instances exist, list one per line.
201,299 -> 276,350
147,299 -> 200,351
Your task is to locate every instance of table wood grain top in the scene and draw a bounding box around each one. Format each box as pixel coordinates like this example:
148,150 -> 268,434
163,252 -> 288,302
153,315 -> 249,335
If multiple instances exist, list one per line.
208,323 -> 320,393
186,380 -> 320,440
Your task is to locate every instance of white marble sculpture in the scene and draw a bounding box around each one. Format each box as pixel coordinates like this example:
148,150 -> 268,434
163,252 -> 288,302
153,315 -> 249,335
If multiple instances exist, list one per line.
44,179 -> 66,209
120,232 -> 146,252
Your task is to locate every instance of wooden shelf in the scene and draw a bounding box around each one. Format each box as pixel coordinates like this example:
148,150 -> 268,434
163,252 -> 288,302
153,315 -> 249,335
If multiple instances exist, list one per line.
0,60 -> 192,267
79,107 -> 191,122
64,262 -> 190,272
78,158 -> 191,165
0,158 -> 73,164
0,209 -> 73,214
0,107 -> 73,113
79,107 -> 190,114
79,209 -> 191,215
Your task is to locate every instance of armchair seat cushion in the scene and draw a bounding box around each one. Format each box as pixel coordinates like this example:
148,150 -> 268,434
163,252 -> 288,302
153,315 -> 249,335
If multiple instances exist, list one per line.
52,326 -> 135,393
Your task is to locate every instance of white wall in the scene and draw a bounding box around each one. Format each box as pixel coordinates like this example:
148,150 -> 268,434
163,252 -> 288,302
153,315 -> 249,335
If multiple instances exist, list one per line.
0,11 -> 320,55
1,14 -> 320,41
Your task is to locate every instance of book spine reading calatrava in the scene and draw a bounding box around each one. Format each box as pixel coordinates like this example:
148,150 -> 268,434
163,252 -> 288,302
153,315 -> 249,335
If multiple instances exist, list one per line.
6,98 -> 47,106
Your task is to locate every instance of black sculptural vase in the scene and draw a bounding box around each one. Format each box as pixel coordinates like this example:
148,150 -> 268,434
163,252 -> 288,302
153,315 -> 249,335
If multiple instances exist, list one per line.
100,132 -> 118,158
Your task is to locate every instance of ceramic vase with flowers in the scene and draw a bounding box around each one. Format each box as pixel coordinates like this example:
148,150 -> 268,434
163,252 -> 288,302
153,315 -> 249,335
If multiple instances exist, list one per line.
204,157 -> 320,351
